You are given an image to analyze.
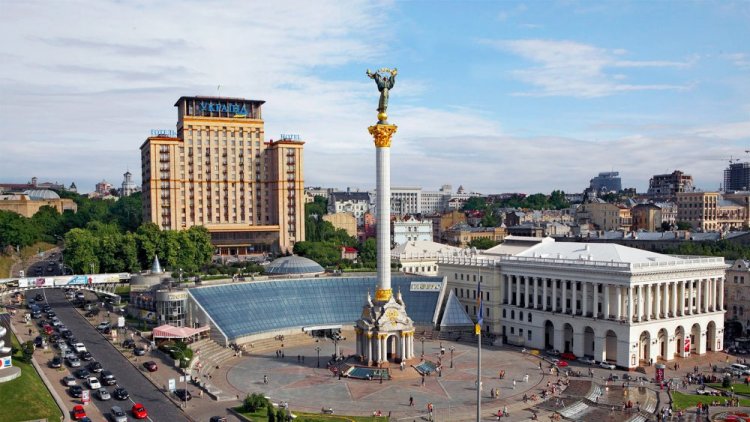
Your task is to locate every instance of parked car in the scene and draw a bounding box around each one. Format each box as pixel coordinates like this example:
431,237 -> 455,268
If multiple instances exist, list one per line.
555,360 -> 569,367
69,385 -> 83,398
122,339 -> 135,349
34,336 -> 47,349
174,389 -> 192,401
98,388 -> 111,401
87,376 -> 102,389
578,357 -> 596,365
561,352 -> 577,361
209,417 -> 228,422
74,368 -> 91,379
110,405 -> 128,422
546,349 -> 560,356
113,387 -> 129,400
88,361 -> 103,373
80,351 -> 94,361
133,347 -> 146,356
131,403 -> 148,419
599,361 -> 616,370
62,375 -> 77,386
61,330 -> 73,339
66,356 -> 82,368
96,321 -> 111,331
143,361 -> 158,372
71,404 -> 87,420
73,342 -> 87,353
49,356 -> 63,368
100,370 -> 117,386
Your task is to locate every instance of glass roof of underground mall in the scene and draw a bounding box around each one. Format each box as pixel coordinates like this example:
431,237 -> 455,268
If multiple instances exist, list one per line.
189,275 -> 445,340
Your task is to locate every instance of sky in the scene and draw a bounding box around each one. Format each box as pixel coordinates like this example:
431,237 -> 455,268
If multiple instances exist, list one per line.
1,0 -> 749,195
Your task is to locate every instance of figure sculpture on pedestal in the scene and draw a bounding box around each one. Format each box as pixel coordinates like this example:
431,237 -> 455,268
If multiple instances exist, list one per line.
366,68 -> 397,123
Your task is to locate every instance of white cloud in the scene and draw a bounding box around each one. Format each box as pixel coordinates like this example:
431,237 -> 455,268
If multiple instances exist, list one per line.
481,39 -> 694,97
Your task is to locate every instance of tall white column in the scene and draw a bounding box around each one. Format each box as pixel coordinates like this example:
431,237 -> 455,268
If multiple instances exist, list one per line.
688,280 -> 694,314
719,278 -> 725,311
525,276 -> 531,308
552,279 -> 557,312
604,284 -> 610,319
561,280 -> 567,314
644,284 -> 651,321
655,282 -> 661,319
533,277 -> 539,309
375,146 -> 391,299
515,276 -> 521,307
627,286 -> 633,322
680,281 -> 686,316
697,279 -> 703,313
542,278 -> 548,311
638,285 -> 644,321
616,286 -> 622,320
592,282 -> 599,318
582,282 -> 588,316
368,336 -> 373,362
571,281 -> 578,315
661,282 -> 668,318
672,282 -> 678,317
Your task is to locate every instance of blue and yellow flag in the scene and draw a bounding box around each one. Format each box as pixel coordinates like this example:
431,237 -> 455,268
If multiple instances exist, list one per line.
475,281 -> 483,335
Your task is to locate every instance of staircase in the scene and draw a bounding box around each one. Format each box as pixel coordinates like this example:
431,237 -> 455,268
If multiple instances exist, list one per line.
190,338 -> 237,401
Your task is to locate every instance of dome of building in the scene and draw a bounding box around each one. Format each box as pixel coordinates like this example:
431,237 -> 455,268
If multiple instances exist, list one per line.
265,255 -> 324,275
24,189 -> 60,200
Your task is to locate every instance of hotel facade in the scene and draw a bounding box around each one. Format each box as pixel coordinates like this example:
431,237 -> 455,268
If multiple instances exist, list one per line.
141,96 -> 305,255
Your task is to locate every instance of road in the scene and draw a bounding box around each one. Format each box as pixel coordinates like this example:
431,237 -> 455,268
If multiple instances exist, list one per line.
42,288 -> 190,421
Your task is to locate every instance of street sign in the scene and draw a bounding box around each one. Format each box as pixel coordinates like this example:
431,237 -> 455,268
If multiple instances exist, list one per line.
82,389 -> 90,404
168,378 -> 176,392
179,376 -> 185,383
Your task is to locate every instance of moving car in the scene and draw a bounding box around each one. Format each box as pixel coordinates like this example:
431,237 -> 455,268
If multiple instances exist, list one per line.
87,376 -> 101,389
131,403 -> 148,419
113,387 -> 129,400
66,356 -> 81,368
98,388 -> 111,401
88,361 -> 103,373
100,370 -> 117,386
69,385 -> 83,398
174,388 -> 192,401
74,368 -> 91,379
599,361 -> 616,370
71,404 -> 87,420
62,375 -> 77,386
143,361 -> 158,372
80,351 -> 94,361
110,405 -> 128,422
73,342 -> 87,353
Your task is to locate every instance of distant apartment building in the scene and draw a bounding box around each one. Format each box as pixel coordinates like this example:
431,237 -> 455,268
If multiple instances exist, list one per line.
95,180 -> 113,196
420,184 -> 453,214
631,203 -> 662,232
589,171 -> 622,193
647,170 -> 693,200
328,191 -> 370,227
443,223 -> 506,247
141,96 -> 305,255
305,186 -> 335,204
391,187 -> 421,215
322,212 -> 357,238
725,259 -> 750,337
676,192 -> 719,231
392,216 -> 432,245
575,201 -> 629,231
724,162 -> 750,192
655,202 -> 678,228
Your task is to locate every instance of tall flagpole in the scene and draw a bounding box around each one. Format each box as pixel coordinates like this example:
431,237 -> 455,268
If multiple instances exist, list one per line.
476,264 -> 482,421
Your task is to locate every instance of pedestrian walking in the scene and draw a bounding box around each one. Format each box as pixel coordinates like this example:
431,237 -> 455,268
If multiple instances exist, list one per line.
263,374 -> 268,384
409,396 -> 414,406
421,376 -> 425,386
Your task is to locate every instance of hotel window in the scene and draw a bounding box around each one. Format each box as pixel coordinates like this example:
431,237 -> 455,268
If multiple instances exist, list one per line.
527,330 -> 532,341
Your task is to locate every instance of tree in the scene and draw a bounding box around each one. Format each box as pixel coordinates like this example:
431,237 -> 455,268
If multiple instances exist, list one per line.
136,223 -> 161,268
358,238 -> 377,268
462,197 -> 486,211
0,210 -> 40,248
467,237 -> 498,250
676,221 -> 692,231
31,205 -> 63,241
305,195 -> 328,218
64,228 -> 99,274
110,192 -> 143,232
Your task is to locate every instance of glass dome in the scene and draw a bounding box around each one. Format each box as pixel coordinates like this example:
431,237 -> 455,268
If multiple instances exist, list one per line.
265,255 -> 324,275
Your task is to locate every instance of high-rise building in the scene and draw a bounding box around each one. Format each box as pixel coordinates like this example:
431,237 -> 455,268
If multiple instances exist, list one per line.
647,170 -> 694,200
140,96 -> 305,255
724,162 -> 750,192
589,171 -> 622,193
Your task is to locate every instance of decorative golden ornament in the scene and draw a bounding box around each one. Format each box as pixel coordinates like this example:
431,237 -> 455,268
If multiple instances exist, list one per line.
368,124 -> 397,148
375,288 -> 393,302
377,112 -> 388,122
385,308 -> 399,322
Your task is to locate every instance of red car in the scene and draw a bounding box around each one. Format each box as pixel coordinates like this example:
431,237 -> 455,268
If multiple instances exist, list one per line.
132,403 -> 148,419
43,324 -> 54,335
143,361 -> 158,372
555,360 -> 569,367
561,352 -> 577,361
71,405 -> 87,420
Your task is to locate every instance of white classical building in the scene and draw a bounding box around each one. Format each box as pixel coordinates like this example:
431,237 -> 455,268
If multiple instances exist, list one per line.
440,239 -> 726,369
392,216 -> 432,245
392,240 -> 463,276
328,191 -> 371,226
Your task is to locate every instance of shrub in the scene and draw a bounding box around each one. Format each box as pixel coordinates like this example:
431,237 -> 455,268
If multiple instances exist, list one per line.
723,375 -> 732,388
243,392 -> 269,412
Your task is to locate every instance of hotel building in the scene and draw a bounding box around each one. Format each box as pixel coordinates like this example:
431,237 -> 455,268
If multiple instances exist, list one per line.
141,96 -> 304,255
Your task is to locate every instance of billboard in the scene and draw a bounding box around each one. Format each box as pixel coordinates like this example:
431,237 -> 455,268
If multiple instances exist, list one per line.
18,274 -> 123,288
410,282 -> 442,292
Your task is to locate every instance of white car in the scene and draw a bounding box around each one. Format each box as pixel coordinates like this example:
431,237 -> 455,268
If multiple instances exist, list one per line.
62,375 -> 77,386
578,357 -> 596,365
73,343 -> 87,353
599,361 -> 616,370
66,356 -> 81,368
87,376 -> 101,389
97,388 -> 111,400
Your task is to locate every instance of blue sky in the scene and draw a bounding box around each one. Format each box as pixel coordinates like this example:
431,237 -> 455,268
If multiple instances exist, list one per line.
1,0 -> 749,194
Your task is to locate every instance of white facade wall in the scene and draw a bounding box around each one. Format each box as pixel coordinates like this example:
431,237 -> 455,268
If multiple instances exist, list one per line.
332,199 -> 370,226
393,219 -> 432,245
391,187 -> 421,215
440,252 -> 726,369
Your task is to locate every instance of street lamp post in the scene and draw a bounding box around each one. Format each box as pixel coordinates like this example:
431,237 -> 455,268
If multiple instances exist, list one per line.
450,346 -> 455,368
315,346 -> 321,368
90,263 -> 95,274
420,337 -> 425,356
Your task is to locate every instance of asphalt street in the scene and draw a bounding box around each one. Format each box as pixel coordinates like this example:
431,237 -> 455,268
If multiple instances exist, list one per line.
42,288 -> 190,422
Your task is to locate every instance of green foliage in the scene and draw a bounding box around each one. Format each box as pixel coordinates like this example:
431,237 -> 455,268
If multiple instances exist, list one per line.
267,406 -> 275,422
305,196 -> 328,218
358,238 -> 376,268
276,409 -> 286,422
664,239 -> 750,261
0,210 -> 41,248
676,221 -> 693,230
462,197 -> 486,211
110,192 -> 143,232
293,241 -> 342,267
723,375 -> 732,388
242,392 -> 270,412
21,340 -> 35,363
468,238 -> 499,250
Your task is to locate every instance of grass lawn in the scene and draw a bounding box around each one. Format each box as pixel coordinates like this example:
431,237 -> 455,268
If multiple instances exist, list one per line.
0,328 -> 62,422
707,383 -> 750,395
671,391 -> 750,410
234,406 -> 387,422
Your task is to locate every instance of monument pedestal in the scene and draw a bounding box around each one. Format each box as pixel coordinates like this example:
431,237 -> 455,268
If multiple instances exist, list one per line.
355,291 -> 415,366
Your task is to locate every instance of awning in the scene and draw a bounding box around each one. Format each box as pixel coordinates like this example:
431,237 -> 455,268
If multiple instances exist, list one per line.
152,324 -> 210,339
